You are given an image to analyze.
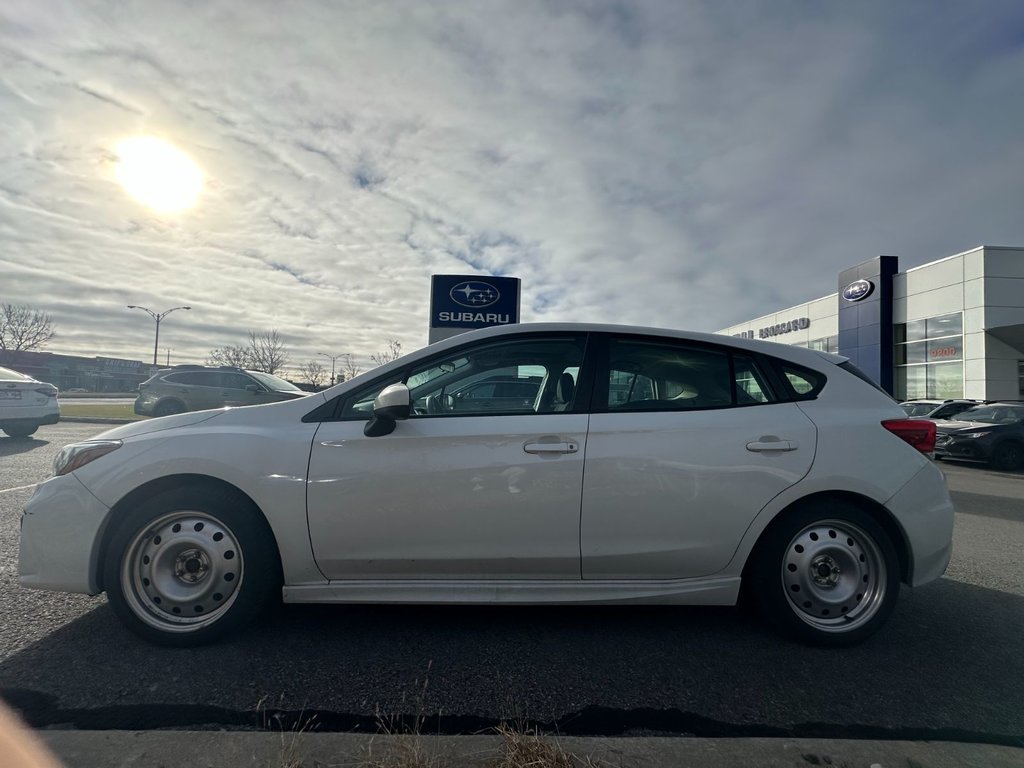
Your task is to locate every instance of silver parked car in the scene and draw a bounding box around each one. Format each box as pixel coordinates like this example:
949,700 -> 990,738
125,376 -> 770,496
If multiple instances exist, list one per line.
21,323 -> 953,647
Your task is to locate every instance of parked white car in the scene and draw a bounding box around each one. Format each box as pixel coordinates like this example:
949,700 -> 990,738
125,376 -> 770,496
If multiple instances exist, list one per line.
0,365 -> 60,438
19,323 -> 953,647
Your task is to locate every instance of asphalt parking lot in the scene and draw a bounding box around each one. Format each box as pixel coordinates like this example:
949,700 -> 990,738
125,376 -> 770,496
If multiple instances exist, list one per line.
0,422 -> 1021,747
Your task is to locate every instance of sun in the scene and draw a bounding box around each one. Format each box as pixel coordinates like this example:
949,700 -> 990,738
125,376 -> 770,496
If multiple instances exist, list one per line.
115,136 -> 204,214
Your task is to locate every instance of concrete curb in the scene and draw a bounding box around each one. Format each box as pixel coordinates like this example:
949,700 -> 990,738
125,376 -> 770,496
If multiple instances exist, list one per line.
38,732 -> 1024,768
57,417 -> 138,425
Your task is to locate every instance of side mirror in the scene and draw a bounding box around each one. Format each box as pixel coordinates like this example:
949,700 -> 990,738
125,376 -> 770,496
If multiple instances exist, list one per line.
245,385 -> 260,393
364,383 -> 411,437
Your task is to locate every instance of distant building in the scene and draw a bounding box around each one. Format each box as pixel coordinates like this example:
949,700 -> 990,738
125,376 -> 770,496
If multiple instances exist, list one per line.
0,349 -> 155,392
717,245 -> 1024,401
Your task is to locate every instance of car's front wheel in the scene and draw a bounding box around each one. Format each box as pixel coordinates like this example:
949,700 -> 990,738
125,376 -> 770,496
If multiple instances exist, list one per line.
103,487 -> 280,646
748,501 -> 900,647
990,441 -> 1024,471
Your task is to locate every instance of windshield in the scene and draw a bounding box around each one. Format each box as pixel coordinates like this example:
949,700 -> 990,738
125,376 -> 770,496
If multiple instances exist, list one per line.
901,402 -> 938,417
247,371 -> 302,392
0,366 -> 32,381
956,405 -> 1024,425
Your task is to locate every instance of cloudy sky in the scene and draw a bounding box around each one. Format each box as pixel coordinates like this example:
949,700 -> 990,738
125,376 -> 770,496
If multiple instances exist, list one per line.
2,0 -> 1023,377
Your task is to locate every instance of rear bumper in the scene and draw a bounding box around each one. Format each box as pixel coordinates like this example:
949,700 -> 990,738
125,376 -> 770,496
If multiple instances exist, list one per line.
19,473 -> 111,595
0,405 -> 60,427
133,396 -> 154,415
885,461 -> 955,587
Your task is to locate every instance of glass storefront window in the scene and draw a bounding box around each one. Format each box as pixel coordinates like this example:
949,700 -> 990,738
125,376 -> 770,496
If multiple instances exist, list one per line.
897,366 -> 927,400
926,337 -> 962,362
904,319 -> 927,342
894,312 -> 964,400
926,313 -> 963,339
927,362 -> 963,400
895,341 -> 927,365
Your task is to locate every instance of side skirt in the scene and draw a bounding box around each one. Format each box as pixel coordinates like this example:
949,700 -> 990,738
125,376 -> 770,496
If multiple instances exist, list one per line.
282,576 -> 741,606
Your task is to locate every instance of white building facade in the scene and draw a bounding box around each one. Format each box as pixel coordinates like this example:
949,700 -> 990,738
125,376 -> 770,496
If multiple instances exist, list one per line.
717,246 -> 1024,402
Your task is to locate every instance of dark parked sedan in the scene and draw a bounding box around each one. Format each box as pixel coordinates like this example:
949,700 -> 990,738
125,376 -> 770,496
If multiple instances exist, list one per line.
933,403 -> 1024,470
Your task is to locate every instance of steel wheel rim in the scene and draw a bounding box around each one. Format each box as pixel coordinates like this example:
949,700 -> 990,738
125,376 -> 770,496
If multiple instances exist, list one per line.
781,519 -> 887,633
120,510 -> 244,633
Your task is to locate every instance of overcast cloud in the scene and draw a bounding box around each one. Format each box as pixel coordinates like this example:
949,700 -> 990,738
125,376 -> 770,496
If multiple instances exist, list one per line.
1,0 -> 1022,374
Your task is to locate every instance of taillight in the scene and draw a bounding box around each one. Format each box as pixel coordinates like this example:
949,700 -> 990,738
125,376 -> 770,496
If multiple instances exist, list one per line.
34,386 -> 57,398
882,419 -> 936,454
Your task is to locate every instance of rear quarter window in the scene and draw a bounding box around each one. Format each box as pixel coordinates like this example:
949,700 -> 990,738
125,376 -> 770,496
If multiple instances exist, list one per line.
770,360 -> 827,401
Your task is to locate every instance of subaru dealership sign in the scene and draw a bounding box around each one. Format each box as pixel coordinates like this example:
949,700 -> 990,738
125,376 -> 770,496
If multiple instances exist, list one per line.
429,274 -> 521,343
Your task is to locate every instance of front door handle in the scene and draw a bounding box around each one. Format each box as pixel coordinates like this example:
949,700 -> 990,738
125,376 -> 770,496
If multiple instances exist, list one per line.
746,439 -> 797,452
524,441 -> 579,455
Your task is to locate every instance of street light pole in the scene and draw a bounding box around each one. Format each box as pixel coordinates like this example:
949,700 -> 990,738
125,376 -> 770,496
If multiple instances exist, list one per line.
127,305 -> 191,366
318,352 -> 347,385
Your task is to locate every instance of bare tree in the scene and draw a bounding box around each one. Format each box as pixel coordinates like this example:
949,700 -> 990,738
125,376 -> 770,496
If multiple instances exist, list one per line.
370,339 -> 402,367
207,344 -> 253,368
0,303 -> 56,351
247,329 -> 289,374
298,360 -> 327,389
341,353 -> 363,381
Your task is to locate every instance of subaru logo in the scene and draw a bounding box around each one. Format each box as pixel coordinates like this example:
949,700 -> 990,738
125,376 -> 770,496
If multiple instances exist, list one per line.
450,281 -> 500,308
842,279 -> 874,302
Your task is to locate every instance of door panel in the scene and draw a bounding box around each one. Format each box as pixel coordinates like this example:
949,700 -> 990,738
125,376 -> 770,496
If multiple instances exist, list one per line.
307,413 -> 589,579
581,402 -> 816,579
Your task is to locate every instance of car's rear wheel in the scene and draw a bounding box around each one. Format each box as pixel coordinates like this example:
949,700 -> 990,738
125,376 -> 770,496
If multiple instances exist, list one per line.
748,501 -> 900,647
153,399 -> 186,417
2,423 -> 39,438
991,441 -> 1024,471
103,487 -> 280,646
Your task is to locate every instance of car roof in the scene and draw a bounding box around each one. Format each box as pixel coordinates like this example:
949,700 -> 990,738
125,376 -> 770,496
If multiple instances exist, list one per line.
419,322 -> 846,365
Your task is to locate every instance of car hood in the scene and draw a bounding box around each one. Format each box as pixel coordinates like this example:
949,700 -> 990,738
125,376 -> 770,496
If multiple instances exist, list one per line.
90,391 -> 328,442
91,409 -> 229,440
935,419 -> 1004,434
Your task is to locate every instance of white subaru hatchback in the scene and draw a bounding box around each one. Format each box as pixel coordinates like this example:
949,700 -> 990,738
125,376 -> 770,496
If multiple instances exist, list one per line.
19,324 -> 952,647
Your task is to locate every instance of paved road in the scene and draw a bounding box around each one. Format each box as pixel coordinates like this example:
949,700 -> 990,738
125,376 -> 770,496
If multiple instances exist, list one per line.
0,423 -> 1021,746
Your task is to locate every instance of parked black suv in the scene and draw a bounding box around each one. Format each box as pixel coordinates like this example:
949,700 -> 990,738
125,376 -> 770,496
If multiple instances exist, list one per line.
933,402 -> 1024,470
134,365 -> 307,417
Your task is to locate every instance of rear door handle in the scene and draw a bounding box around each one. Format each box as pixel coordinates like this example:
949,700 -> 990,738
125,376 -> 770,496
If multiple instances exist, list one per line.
746,439 -> 797,452
524,441 -> 579,455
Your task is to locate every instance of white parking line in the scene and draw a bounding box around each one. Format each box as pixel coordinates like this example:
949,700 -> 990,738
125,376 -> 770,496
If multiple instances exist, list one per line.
0,483 -> 39,495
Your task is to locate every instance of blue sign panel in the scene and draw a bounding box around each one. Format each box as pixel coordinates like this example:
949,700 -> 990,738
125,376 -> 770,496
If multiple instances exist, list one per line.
430,275 -> 520,330
837,256 -> 897,394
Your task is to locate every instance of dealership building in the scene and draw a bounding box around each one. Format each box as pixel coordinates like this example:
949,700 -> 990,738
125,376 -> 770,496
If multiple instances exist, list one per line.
716,245 -> 1024,402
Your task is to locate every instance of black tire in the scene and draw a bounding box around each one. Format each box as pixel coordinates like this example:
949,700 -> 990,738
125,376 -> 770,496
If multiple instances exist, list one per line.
153,399 -> 186,417
102,486 -> 281,647
990,441 -> 1024,472
2,424 -> 39,438
747,500 -> 900,647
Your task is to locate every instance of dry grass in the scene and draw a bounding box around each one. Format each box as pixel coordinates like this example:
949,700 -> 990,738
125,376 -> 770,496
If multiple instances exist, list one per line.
493,723 -> 580,768
59,402 -> 145,420
256,663 -> 601,768
257,695 -> 319,768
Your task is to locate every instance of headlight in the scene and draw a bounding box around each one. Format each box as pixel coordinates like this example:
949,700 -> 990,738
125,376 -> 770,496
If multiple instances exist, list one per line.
960,432 -> 990,439
53,440 -> 122,476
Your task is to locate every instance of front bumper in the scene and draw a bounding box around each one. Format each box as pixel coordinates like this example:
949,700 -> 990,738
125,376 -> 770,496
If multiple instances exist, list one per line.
934,437 -> 992,462
19,473 -> 111,595
885,461 -> 955,587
